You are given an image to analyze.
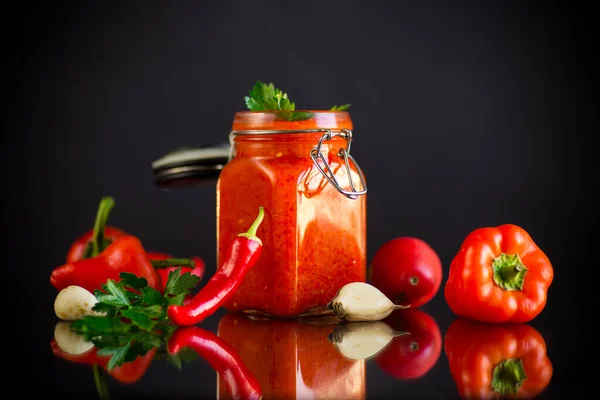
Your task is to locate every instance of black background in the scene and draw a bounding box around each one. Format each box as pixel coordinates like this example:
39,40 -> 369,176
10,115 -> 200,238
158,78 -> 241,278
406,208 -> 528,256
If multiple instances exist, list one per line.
8,1 -> 596,398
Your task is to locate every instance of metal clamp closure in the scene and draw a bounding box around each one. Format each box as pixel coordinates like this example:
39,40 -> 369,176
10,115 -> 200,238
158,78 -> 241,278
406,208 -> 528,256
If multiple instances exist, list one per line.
309,129 -> 367,200
228,128 -> 367,200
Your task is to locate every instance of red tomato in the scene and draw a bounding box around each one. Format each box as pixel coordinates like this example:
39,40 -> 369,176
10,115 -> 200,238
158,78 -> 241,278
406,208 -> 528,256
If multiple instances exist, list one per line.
375,308 -> 442,380
369,237 -> 442,308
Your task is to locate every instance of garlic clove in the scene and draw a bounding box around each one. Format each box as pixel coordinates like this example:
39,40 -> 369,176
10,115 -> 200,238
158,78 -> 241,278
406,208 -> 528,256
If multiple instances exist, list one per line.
329,321 -> 409,360
328,282 -> 408,321
54,321 -> 95,355
54,285 -> 105,321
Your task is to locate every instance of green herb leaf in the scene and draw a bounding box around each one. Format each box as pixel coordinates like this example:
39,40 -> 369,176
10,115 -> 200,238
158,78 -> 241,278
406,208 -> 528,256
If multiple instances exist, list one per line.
119,272 -> 149,291
141,287 -> 165,307
166,293 -> 187,306
121,309 -> 154,331
164,268 -> 201,298
330,103 -> 351,111
71,316 -> 132,336
245,81 -> 296,112
96,280 -> 130,307
103,342 -> 131,369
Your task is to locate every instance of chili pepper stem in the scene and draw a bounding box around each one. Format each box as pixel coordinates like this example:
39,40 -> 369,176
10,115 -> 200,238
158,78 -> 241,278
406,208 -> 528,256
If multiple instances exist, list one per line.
150,258 -> 196,268
91,196 -> 116,257
237,207 -> 265,245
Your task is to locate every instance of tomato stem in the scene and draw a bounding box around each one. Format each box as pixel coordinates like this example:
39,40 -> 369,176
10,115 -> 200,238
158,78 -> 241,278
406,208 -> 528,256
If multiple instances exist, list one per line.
492,253 -> 528,291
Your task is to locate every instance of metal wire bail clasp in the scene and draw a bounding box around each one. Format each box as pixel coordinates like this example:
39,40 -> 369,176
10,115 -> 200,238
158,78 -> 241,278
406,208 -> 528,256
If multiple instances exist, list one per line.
309,129 -> 367,200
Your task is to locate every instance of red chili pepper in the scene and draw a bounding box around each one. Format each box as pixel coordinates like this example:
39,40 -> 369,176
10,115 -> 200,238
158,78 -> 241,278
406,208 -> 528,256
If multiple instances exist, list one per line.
168,326 -> 262,400
147,252 -> 206,293
50,235 -> 162,293
50,338 -> 157,384
167,207 -> 265,326
66,225 -> 129,263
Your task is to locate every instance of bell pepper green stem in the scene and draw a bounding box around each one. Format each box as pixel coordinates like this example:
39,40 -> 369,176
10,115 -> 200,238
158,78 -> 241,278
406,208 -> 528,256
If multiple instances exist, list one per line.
238,207 -> 265,245
93,364 -> 111,400
492,253 -> 528,291
91,196 -> 116,257
151,258 -> 196,268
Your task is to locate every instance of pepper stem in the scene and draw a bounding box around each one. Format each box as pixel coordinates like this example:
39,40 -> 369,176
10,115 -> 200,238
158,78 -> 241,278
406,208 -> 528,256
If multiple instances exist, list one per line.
492,253 -> 528,291
238,207 -> 265,245
93,364 -> 111,400
91,196 -> 116,257
491,358 -> 527,395
151,258 -> 196,268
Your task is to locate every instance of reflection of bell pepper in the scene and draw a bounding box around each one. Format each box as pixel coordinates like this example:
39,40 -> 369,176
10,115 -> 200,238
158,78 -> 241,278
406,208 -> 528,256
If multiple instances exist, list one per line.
444,318 -> 553,399
50,236 -> 161,293
66,226 -> 129,263
50,338 -> 156,384
168,326 -> 262,400
146,252 -> 206,293
217,312 -> 366,400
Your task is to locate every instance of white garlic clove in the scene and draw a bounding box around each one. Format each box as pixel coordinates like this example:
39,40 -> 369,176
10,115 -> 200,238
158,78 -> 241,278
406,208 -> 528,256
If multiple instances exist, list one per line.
329,321 -> 409,360
54,285 -> 105,321
328,282 -> 408,321
54,321 -> 95,355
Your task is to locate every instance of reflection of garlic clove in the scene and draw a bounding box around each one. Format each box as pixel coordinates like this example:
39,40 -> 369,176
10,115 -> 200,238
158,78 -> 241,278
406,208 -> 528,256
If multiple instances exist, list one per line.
329,321 -> 409,361
54,321 -> 95,355
328,282 -> 408,321
54,285 -> 105,321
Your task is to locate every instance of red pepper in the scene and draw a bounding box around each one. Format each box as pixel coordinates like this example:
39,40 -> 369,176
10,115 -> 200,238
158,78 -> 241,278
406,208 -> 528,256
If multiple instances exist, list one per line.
168,326 -> 262,400
147,252 -> 206,293
66,225 -> 129,263
50,338 -> 156,384
444,224 -> 554,323
444,318 -> 553,399
167,207 -> 265,326
50,235 -> 162,293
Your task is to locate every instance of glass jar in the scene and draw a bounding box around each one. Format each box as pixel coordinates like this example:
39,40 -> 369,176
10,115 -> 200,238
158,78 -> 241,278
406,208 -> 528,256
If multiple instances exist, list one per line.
217,110 -> 367,317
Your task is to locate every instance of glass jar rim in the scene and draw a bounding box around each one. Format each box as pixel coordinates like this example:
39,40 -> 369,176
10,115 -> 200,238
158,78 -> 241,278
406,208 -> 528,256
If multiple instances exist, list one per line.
232,110 -> 353,132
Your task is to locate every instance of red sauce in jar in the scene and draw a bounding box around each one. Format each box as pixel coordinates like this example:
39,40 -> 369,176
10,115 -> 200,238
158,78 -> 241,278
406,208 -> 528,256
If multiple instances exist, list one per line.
217,111 -> 367,317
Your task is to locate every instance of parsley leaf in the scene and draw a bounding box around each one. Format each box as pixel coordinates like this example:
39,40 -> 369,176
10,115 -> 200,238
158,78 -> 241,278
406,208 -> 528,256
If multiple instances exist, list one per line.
330,103 -> 351,111
164,268 -> 200,302
244,81 -> 350,121
70,268 -> 202,369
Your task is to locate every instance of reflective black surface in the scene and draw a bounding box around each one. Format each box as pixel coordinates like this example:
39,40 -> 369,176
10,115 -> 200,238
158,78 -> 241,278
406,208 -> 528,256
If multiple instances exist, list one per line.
11,1 -> 594,399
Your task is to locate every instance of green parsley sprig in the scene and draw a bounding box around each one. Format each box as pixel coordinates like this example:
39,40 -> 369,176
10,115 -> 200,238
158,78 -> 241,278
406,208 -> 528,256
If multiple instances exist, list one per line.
244,81 -> 350,121
70,268 -> 200,369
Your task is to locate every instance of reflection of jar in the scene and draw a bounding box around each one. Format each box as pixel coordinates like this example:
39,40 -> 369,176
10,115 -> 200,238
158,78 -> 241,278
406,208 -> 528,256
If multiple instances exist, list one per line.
217,313 -> 366,400
217,111 -> 367,317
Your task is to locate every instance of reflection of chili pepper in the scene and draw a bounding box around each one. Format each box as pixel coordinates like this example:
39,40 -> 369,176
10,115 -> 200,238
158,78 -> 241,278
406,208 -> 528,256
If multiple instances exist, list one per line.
50,338 -> 156,384
444,318 -> 553,399
167,207 -> 265,326
51,236 -> 162,293
168,326 -> 262,400
66,226 -> 129,263
147,252 -> 206,293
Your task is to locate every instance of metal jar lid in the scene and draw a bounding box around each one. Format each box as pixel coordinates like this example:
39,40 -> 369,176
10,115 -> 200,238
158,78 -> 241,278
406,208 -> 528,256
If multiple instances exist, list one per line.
151,143 -> 230,188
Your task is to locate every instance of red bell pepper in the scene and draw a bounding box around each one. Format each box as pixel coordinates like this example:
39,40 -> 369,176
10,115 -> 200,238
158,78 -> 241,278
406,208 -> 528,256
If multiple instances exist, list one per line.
146,252 -> 206,293
67,226 -> 129,263
444,318 -> 553,399
167,207 -> 265,326
444,224 -> 554,323
51,235 -> 162,293
50,338 -> 156,384
168,326 -> 262,400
